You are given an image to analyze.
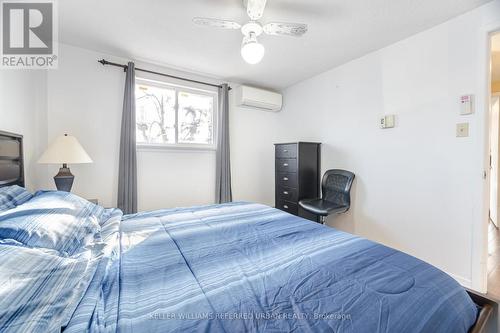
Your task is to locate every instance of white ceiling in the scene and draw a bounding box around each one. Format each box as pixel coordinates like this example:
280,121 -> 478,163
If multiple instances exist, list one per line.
59,0 -> 491,89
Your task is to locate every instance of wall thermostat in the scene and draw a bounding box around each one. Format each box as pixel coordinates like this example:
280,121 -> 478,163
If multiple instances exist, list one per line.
460,95 -> 474,115
380,115 -> 395,129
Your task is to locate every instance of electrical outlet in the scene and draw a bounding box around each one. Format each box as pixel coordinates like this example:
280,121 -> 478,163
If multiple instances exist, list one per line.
456,123 -> 469,137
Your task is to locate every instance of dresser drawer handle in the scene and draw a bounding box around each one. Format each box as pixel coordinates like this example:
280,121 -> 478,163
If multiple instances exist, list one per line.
283,205 -> 289,209
283,177 -> 288,181
283,163 -> 289,167
283,191 -> 289,195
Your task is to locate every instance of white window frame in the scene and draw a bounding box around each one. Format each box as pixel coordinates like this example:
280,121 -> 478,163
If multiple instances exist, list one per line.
135,78 -> 218,151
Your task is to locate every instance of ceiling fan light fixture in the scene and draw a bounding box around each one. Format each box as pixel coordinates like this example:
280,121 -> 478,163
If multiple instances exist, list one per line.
193,0 -> 307,66
241,34 -> 265,64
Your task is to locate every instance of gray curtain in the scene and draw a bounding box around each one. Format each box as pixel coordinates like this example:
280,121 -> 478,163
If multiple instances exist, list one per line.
117,62 -> 137,214
215,83 -> 232,203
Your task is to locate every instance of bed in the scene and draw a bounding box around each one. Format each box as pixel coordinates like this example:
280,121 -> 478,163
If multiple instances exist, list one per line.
0,131 -> 493,332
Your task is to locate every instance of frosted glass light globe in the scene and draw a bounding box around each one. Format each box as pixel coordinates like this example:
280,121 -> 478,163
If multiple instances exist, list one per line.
241,39 -> 265,64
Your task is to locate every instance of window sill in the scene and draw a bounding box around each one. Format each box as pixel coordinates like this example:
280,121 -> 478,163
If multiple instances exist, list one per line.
136,143 -> 217,153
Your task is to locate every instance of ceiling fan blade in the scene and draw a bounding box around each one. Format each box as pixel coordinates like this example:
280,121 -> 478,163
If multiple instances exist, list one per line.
193,17 -> 241,30
246,0 -> 267,20
263,22 -> 308,37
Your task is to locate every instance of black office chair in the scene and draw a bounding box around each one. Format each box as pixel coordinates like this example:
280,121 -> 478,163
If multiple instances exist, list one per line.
299,169 -> 355,224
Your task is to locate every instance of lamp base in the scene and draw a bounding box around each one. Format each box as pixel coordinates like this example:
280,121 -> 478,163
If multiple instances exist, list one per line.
54,164 -> 74,192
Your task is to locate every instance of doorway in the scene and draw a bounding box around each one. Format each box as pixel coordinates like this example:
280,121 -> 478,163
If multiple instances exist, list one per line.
487,32 -> 500,299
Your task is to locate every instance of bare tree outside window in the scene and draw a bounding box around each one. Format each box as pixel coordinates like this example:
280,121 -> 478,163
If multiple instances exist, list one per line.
135,81 -> 216,147
136,84 -> 175,144
178,91 -> 214,144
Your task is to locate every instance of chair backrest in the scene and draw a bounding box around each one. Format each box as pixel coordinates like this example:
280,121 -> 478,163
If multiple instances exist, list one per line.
321,169 -> 355,207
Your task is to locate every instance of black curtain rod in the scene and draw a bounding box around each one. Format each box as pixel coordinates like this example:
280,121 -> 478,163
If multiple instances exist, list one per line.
98,59 -> 230,90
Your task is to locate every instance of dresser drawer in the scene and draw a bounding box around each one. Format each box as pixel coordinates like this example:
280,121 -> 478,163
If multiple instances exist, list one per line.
276,158 -> 297,173
276,200 -> 298,215
277,172 -> 298,188
275,144 -> 297,159
276,186 -> 298,202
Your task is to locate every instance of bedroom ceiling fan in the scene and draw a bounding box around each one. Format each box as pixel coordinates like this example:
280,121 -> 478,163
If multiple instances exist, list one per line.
193,0 -> 308,65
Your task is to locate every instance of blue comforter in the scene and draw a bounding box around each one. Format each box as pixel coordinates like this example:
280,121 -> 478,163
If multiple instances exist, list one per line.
63,202 -> 478,333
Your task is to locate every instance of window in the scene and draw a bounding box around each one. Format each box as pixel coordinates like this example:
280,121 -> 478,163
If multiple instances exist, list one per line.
135,79 -> 217,148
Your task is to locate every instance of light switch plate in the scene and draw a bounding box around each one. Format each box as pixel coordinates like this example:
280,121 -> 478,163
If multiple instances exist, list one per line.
380,115 -> 395,129
456,123 -> 469,137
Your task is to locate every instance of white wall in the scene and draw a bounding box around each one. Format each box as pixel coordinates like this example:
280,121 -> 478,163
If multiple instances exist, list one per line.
229,94 -> 281,206
45,44 -> 220,209
235,0 -> 500,290
0,70 -> 47,190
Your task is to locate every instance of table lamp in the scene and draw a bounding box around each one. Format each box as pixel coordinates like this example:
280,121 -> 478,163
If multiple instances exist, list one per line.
38,134 -> 93,192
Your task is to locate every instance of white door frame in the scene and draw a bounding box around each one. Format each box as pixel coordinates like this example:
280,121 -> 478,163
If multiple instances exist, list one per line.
489,94 -> 499,228
474,23 -> 500,293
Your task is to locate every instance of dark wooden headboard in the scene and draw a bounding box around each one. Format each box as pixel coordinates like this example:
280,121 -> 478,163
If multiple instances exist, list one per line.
0,130 -> 24,188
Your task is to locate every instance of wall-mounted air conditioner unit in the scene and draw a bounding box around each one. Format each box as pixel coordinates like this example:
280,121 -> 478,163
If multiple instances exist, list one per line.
234,85 -> 282,112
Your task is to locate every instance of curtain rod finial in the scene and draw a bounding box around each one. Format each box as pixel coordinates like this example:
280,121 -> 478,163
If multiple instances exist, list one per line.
98,59 -> 106,65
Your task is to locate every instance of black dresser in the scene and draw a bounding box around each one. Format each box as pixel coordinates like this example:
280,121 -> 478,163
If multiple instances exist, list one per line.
274,142 -> 321,222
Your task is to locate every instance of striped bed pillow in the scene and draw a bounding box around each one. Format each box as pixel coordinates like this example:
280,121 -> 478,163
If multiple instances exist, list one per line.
0,185 -> 33,212
0,191 -> 104,256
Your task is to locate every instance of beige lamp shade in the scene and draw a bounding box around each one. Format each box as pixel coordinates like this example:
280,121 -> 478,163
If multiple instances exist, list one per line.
38,134 -> 93,164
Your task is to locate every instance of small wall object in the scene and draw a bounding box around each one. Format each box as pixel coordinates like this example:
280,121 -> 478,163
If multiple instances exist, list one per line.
380,115 -> 395,129
460,95 -> 474,115
456,123 -> 469,137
